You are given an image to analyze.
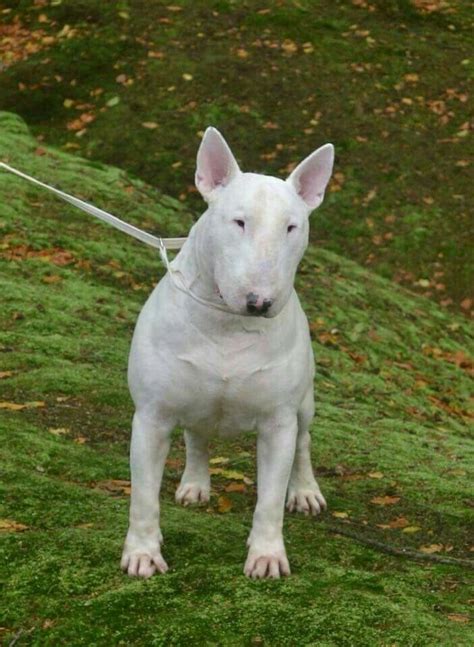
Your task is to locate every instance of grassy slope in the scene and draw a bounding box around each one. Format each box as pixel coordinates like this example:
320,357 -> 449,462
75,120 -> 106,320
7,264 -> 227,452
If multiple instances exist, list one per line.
0,112 -> 473,645
0,0 -> 472,315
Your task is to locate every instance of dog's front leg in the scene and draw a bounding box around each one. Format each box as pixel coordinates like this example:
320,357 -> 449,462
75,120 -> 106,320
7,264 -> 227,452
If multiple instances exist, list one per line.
121,411 -> 172,578
245,415 -> 297,579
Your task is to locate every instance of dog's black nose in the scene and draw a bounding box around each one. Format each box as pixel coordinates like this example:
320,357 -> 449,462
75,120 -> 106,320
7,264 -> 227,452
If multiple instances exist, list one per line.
246,293 -> 273,315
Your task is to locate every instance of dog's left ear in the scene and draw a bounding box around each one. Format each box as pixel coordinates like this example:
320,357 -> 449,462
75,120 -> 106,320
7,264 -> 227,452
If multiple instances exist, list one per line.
195,127 -> 241,201
286,144 -> 334,210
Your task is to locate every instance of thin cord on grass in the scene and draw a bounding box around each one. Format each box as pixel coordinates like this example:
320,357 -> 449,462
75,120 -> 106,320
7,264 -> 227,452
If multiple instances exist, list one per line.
325,524 -> 474,569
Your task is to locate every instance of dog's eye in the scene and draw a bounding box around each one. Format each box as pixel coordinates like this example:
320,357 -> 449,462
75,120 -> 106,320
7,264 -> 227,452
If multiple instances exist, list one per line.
234,219 -> 245,230
287,225 -> 297,233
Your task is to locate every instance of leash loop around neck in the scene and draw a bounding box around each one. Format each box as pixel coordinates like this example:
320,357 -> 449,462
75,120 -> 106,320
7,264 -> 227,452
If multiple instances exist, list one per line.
0,161 -> 234,314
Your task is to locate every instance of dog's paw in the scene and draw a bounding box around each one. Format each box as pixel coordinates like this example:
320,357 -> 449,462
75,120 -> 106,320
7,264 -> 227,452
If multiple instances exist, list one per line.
121,548 -> 168,578
121,530 -> 167,578
244,545 -> 290,579
286,485 -> 326,516
175,480 -> 210,506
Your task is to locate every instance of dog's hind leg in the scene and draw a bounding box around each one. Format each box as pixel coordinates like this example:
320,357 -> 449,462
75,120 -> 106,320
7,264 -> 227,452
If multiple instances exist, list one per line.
175,430 -> 211,505
121,410 -> 173,577
286,389 -> 326,516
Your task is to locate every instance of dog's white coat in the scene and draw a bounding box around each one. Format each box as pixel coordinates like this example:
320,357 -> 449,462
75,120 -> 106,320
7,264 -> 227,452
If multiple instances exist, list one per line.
121,129 -> 334,579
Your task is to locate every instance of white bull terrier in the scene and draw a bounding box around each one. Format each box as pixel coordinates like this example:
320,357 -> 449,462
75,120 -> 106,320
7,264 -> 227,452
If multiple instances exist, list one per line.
121,128 -> 334,579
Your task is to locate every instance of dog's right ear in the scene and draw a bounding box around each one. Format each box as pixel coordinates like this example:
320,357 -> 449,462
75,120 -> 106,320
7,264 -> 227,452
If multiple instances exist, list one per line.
195,127 -> 241,201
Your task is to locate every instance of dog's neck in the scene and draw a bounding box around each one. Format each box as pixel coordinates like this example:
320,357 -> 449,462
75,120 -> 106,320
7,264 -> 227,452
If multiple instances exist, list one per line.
168,212 -> 275,333
170,212 -> 220,305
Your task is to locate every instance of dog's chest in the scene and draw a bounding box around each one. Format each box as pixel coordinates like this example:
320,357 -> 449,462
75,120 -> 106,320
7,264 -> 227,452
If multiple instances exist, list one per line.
171,324 -> 292,436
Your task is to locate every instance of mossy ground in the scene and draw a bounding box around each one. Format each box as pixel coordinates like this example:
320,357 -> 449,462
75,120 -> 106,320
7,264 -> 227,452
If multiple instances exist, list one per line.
0,0 -> 472,315
0,113 -> 473,645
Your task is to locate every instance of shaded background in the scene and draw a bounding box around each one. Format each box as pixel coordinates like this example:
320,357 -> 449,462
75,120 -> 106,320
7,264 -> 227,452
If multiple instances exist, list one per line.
0,0 -> 472,315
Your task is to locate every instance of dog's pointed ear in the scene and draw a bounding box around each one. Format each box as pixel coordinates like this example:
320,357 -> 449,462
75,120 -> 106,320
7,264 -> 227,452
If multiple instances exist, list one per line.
286,143 -> 334,210
195,127 -> 241,201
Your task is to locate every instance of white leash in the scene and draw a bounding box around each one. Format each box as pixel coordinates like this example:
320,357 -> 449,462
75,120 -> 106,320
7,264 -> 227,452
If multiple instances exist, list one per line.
0,162 -> 185,271
0,162 -> 233,313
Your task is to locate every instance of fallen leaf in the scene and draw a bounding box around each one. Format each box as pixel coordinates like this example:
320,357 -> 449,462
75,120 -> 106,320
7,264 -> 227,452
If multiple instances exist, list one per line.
377,516 -> 409,529
217,495 -> 232,513
74,436 -> 87,445
94,479 -> 131,495
209,467 -> 246,480
388,516 -> 409,528
42,274 -> 61,284
166,457 -> 183,469
371,495 -> 400,506
48,427 -> 69,436
447,613 -> 469,624
448,468 -> 466,476
225,482 -> 246,493
182,73 -> 193,81
332,511 -> 349,519
0,400 -> 45,410
209,456 -> 230,465
0,371 -> 13,379
402,526 -> 422,534
0,519 -> 29,532
106,96 -> 120,107
142,121 -> 158,129
368,471 -> 384,479
281,39 -> 298,54
419,543 -> 443,554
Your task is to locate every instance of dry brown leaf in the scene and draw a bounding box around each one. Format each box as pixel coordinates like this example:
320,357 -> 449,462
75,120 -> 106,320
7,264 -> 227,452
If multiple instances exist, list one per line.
388,516 -> 409,528
225,482 -> 246,493
94,479 -> 131,495
0,371 -> 13,379
42,274 -> 61,284
281,39 -> 298,54
419,543 -> 443,554
368,471 -> 384,479
447,613 -> 470,623
217,495 -> 232,513
371,495 -> 400,506
48,427 -> 69,436
166,457 -> 183,469
209,468 -> 246,480
332,511 -> 349,519
0,519 -> 29,532
0,400 -> 45,410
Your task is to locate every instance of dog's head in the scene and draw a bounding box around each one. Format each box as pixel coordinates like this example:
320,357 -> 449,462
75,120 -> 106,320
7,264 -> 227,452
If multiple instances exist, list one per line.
195,128 -> 334,318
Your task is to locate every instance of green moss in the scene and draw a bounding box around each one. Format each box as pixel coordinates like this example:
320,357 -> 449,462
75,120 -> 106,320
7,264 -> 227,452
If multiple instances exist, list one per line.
0,113 -> 473,645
